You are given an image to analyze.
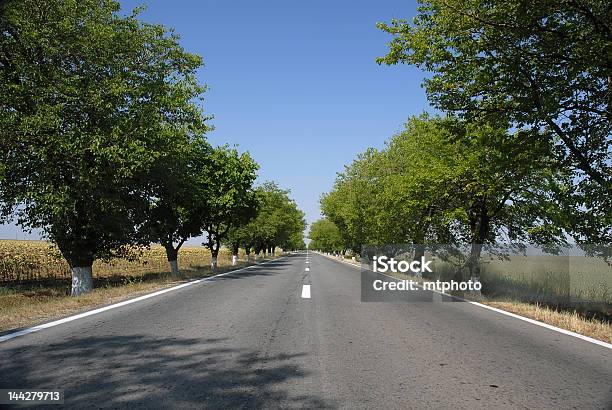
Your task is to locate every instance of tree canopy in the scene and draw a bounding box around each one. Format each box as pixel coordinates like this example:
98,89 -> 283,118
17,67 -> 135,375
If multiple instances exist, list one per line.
320,114 -> 587,277
308,219 -> 343,253
0,0 -> 210,293
377,0 -> 611,245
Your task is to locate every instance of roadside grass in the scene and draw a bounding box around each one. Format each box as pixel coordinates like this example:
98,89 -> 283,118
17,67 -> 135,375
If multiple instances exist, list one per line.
484,300 -> 612,344
325,253 -> 612,344
0,255 -> 276,334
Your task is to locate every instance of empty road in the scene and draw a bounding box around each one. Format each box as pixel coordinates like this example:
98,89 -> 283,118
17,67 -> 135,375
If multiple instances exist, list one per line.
1,252 -> 610,408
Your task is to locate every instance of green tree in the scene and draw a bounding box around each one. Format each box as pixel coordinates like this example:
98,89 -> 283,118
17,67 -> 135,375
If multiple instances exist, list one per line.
320,149 -> 383,255
308,219 -> 343,253
378,115 -> 466,261
0,0 -> 208,294
285,231 -> 306,251
377,0 -> 611,243
202,147 -> 258,269
247,182 -> 306,257
145,138 -> 214,276
321,115 -> 568,279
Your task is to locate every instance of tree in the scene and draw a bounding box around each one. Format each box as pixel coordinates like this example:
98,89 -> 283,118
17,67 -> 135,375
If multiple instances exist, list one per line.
320,149 -> 383,255
202,147 -> 258,270
224,224 -> 254,264
246,182 -> 306,257
377,0 -> 611,243
378,115 -> 467,261
308,219 -> 343,253
144,138 -> 214,276
0,0 -> 207,294
321,115 -> 569,279
285,231 -> 306,251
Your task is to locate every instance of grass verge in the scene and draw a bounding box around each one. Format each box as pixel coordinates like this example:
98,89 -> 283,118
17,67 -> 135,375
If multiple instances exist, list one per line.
0,258 -> 276,334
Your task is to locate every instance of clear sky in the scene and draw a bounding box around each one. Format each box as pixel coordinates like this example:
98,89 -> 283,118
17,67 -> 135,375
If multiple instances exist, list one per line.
0,0 -> 431,240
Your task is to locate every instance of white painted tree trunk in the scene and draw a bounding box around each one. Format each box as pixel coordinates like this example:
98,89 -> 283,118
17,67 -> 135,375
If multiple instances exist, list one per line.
211,256 -> 218,270
71,266 -> 93,296
232,254 -> 238,266
169,260 -> 179,276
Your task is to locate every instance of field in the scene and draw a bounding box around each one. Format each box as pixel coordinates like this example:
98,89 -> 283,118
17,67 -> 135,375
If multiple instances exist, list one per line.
479,255 -> 612,315
0,240 -> 243,282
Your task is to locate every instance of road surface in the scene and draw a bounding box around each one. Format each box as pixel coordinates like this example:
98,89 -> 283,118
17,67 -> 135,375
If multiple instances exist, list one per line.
1,252 -> 610,408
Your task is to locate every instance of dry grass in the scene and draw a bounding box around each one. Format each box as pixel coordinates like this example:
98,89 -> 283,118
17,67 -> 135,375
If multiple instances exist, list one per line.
0,241 -> 278,333
486,300 -> 612,344
0,280 -> 179,332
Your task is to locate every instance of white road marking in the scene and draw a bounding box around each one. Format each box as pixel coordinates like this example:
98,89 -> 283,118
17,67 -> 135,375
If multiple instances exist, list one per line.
316,252 -> 612,350
0,257 -> 287,343
301,284 -> 311,299
305,267 -> 310,272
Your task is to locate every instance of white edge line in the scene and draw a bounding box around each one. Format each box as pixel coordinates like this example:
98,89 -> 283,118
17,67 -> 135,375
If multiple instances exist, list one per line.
301,284 -> 311,299
316,252 -> 612,350
0,257 -> 286,343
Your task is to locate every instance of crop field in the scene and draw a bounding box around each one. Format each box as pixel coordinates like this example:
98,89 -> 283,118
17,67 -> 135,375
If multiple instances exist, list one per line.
479,255 -> 612,306
0,240 -> 243,282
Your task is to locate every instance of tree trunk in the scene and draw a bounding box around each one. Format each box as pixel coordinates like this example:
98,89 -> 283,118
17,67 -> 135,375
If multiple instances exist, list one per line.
232,243 -> 239,266
165,245 -> 180,277
211,245 -> 219,270
71,266 -> 93,296
57,243 -> 95,296
462,198 -> 490,291
272,246 -> 276,256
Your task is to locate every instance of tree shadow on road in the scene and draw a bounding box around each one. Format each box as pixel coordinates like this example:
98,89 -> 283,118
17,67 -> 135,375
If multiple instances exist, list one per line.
0,334 -> 334,409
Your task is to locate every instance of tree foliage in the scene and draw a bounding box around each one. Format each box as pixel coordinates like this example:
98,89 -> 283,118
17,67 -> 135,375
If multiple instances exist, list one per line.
308,218 -> 343,253
234,182 -> 306,256
321,115 -> 580,277
0,0 -> 209,293
377,0 -> 611,244
201,148 -> 259,267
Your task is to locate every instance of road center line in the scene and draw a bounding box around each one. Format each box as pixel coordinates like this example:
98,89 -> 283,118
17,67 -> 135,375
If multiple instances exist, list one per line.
301,284 -> 311,299
305,267 -> 310,271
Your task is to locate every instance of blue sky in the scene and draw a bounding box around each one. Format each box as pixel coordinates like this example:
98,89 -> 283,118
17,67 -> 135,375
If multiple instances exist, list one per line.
1,0 -> 431,240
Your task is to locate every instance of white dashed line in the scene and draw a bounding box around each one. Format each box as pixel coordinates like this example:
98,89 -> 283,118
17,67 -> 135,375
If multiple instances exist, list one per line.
301,285 -> 311,299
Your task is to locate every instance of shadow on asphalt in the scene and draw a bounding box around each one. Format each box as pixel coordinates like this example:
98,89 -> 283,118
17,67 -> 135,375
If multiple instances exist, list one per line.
0,334 -> 333,409
212,260 -> 294,281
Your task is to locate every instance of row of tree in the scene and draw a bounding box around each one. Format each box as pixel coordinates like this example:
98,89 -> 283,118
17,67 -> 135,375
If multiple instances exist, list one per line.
317,114 -> 608,280
0,0 -> 305,295
313,0 -> 610,280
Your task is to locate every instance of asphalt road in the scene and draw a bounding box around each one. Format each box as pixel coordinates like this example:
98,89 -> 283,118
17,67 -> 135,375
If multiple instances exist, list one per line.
1,252 -> 610,409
